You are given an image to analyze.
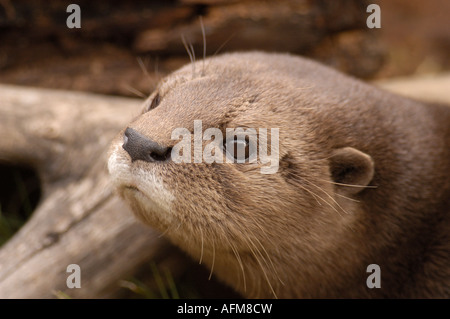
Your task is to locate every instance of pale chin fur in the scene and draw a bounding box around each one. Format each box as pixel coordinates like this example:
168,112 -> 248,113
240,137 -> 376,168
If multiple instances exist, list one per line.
107,142 -> 176,224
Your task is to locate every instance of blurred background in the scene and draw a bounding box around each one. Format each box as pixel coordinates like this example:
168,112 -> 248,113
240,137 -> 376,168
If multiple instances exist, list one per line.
0,0 -> 449,298
0,0 -> 449,97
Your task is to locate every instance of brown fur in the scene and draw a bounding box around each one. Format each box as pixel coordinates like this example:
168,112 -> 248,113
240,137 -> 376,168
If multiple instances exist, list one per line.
108,52 -> 450,298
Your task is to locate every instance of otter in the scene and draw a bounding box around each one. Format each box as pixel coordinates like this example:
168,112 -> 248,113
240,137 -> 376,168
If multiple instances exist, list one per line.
108,52 -> 450,298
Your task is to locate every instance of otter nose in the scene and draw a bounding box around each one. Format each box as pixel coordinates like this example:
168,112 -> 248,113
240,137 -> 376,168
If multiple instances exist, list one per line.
122,127 -> 171,162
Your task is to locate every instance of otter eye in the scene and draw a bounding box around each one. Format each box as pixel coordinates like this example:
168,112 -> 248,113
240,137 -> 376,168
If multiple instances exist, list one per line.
147,93 -> 161,111
224,136 -> 250,163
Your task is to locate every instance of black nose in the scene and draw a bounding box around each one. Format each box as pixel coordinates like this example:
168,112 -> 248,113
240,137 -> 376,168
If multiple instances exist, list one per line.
122,127 -> 171,162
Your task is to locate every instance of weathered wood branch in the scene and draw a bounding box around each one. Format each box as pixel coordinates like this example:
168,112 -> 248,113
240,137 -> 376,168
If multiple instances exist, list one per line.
0,85 -> 179,298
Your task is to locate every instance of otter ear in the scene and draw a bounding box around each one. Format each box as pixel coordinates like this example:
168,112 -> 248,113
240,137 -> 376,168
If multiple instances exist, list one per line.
329,147 -> 374,195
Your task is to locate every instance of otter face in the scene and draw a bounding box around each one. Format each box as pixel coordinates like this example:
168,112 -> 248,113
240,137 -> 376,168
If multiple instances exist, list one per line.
108,52 -> 375,298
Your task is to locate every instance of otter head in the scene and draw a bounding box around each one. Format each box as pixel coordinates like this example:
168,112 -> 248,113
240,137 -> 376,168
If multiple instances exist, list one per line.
108,52 -> 375,298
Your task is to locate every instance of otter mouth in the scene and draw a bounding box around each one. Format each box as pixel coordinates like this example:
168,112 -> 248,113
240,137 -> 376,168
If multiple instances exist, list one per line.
119,183 -> 142,197
121,184 -> 145,201
124,185 -> 140,192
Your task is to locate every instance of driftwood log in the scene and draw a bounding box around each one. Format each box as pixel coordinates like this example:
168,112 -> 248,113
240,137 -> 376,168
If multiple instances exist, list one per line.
0,73 -> 450,298
0,85 -> 179,298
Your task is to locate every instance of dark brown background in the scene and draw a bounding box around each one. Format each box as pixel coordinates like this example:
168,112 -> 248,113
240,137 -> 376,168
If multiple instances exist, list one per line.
0,0 -> 448,98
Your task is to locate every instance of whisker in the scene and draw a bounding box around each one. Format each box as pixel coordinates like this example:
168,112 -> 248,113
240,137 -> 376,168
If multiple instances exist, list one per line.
154,56 -> 161,82
158,220 -> 182,238
322,179 -> 378,189
136,56 -> 150,79
213,32 -> 236,58
252,235 -> 285,286
306,179 -> 349,215
123,84 -> 146,98
294,171 -> 376,192
205,32 -> 237,73
335,192 -> 361,203
243,232 -> 278,298
181,34 -> 196,78
208,238 -> 216,280
299,178 -> 344,218
189,43 -> 196,63
137,56 -> 155,93
189,42 -> 196,78
225,236 -> 247,292
298,183 -> 323,206
242,218 -> 282,284
199,227 -> 204,265
283,172 -> 327,206
199,15 -> 206,76
304,179 -> 359,232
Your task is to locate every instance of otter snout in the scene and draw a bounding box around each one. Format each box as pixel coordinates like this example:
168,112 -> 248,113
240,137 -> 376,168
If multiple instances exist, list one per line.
122,127 -> 171,163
